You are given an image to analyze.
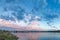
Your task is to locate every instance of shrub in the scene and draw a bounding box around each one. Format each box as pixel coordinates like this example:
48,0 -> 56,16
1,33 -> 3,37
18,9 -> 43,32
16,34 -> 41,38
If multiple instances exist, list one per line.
0,30 -> 18,40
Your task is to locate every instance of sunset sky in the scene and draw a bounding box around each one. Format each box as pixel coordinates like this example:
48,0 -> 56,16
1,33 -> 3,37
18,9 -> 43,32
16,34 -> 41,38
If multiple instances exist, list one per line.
0,0 -> 60,30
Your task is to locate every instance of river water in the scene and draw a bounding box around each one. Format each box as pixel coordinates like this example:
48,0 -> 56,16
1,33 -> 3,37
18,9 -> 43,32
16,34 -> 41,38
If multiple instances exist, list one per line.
13,32 -> 60,40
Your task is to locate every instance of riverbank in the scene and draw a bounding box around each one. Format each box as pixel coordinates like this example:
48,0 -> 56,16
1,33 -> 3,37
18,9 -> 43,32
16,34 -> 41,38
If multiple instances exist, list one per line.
0,30 -> 18,40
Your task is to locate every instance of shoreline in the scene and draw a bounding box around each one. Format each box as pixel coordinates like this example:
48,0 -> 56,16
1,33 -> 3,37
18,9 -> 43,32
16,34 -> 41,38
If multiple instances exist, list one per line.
10,30 -> 60,33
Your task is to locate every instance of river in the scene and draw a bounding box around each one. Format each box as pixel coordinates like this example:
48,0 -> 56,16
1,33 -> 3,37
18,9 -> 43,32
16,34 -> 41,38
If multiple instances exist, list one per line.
12,32 -> 60,40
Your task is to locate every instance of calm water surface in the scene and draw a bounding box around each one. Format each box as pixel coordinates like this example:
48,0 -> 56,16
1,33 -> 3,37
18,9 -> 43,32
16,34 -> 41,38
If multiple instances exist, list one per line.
13,32 -> 60,40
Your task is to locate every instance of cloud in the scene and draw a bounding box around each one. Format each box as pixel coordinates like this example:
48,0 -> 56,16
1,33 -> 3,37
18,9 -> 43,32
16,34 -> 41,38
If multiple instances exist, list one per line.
0,0 -> 60,30
58,0 -> 60,4
43,0 -> 48,8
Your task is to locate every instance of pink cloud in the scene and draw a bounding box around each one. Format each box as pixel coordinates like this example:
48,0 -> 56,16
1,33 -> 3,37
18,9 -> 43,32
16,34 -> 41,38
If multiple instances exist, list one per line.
0,19 -> 42,30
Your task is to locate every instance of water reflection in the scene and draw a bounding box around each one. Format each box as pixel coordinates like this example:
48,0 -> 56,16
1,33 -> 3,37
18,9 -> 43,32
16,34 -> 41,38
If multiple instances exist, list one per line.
13,32 -> 60,40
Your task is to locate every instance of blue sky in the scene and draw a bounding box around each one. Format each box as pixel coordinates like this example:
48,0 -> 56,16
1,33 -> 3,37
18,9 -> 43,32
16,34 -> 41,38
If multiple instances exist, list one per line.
0,0 -> 60,30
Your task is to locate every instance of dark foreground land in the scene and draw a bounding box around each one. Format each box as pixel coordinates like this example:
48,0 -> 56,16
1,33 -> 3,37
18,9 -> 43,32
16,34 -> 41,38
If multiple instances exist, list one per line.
0,30 -> 18,40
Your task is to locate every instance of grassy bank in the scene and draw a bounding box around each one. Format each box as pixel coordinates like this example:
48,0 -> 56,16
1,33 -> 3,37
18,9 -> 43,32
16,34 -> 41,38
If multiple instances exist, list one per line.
0,30 -> 18,40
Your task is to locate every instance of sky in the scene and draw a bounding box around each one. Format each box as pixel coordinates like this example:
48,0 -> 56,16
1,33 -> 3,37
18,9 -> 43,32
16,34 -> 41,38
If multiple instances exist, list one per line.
0,0 -> 60,30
